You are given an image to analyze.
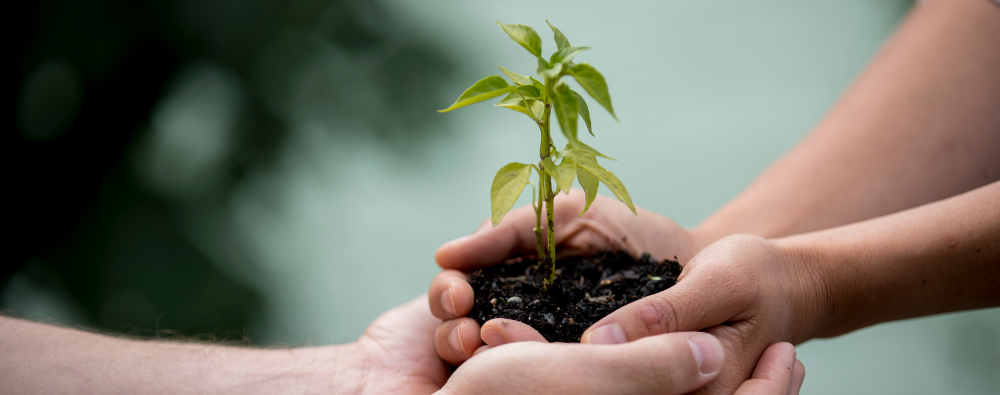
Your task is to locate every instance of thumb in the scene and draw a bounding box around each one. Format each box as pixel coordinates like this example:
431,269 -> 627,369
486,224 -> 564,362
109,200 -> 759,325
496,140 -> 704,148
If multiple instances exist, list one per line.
440,332 -> 724,395
580,271 -> 744,343
435,206 -> 537,270
435,190 -> 591,270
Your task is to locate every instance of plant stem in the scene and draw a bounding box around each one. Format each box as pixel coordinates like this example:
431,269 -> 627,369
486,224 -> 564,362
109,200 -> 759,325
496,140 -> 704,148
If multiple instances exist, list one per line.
535,166 -> 544,261
545,173 -> 556,285
539,80 -> 557,287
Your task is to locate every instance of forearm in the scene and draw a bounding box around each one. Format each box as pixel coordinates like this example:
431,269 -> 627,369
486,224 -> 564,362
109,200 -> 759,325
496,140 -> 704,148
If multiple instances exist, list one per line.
0,317 -> 354,394
692,0 -> 1000,247
780,181 -> 1000,340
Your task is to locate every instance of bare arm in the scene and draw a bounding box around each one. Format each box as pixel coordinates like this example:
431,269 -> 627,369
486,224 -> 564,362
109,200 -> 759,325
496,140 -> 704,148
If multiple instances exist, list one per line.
789,180 -> 1000,339
0,316 -> 353,394
693,0 -> 1000,247
0,295 -> 451,395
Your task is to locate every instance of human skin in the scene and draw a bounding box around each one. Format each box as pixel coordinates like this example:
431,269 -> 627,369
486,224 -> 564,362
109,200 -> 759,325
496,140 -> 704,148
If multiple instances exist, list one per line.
694,0 -> 1000,243
1,293 -> 794,395
581,181 -> 1000,393
0,296 -> 448,394
429,192 -> 804,394
430,0 -> 1000,392
432,182 -> 999,394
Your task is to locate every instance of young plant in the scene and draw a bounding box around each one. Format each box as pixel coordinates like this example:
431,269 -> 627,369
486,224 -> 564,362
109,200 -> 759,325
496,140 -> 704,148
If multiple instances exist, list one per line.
439,21 -> 635,287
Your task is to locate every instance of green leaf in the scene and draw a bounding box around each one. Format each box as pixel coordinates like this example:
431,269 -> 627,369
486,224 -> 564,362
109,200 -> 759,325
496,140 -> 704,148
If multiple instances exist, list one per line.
546,20 -> 571,50
536,57 -> 549,74
552,84 -> 578,141
530,77 -> 546,95
495,93 -> 544,120
439,76 -> 518,112
576,165 -> 598,216
490,162 -> 533,226
539,62 -> 563,80
499,66 -> 532,86
567,140 -> 616,161
550,46 -> 590,65
544,156 -> 576,194
568,63 -> 616,120
497,22 -> 542,57
517,85 -> 541,100
578,161 -> 636,215
570,89 -> 593,136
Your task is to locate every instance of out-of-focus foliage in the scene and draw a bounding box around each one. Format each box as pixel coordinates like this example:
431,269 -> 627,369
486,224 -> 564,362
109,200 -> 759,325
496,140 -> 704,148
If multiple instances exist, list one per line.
5,0 -> 453,340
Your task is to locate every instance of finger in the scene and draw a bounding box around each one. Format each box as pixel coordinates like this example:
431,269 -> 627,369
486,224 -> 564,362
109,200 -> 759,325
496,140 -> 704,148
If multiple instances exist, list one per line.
580,274 -> 744,344
790,359 -> 805,395
587,332 -> 724,394
434,318 -> 482,364
435,190 -> 591,270
732,342 -> 797,395
441,331 -> 724,395
481,319 -> 548,346
435,206 -> 540,270
429,270 -> 474,320
472,344 -> 492,356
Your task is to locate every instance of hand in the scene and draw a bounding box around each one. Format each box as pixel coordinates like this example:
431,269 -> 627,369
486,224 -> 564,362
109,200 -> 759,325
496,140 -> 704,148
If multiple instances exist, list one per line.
441,330 -> 722,395
438,332 -> 804,395
578,234 -> 819,394
331,295 -> 450,394
430,189 -> 700,363
436,189 -> 700,272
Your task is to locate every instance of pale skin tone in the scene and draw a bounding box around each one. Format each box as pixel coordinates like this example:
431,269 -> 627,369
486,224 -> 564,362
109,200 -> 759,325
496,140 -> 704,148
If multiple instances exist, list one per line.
431,0 -> 1000,393
0,294 -> 800,395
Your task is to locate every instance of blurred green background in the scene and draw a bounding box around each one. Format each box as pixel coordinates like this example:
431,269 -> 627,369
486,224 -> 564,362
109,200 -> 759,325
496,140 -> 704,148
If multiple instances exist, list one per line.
5,0 -> 998,393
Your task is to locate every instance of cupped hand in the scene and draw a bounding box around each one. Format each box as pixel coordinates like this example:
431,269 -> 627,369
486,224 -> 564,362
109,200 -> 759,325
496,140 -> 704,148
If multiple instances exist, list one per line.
429,189 -> 700,362
438,332 -> 804,395
436,189 -> 699,272
339,295 -> 450,394
578,234 -> 820,394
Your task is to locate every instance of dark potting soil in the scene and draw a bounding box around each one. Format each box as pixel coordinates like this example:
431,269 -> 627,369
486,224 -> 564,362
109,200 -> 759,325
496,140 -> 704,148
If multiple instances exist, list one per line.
468,251 -> 682,343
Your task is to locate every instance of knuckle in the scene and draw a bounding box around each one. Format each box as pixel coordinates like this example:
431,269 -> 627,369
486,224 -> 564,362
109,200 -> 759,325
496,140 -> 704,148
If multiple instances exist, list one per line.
637,296 -> 680,334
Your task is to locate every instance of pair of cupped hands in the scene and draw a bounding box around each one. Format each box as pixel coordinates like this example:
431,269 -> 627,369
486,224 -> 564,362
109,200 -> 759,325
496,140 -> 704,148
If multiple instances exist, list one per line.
350,191 -> 807,395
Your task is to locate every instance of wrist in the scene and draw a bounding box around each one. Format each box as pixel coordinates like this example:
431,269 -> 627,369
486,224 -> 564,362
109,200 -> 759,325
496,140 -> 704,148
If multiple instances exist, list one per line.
686,225 -> 725,260
195,343 -> 361,395
772,235 -> 835,344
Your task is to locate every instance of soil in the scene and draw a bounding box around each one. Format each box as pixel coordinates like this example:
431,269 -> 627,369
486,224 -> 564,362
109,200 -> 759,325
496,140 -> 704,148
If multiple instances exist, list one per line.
468,251 -> 682,343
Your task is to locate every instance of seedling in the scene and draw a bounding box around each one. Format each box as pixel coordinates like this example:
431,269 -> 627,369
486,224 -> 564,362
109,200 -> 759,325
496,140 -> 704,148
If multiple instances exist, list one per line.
439,21 -> 635,287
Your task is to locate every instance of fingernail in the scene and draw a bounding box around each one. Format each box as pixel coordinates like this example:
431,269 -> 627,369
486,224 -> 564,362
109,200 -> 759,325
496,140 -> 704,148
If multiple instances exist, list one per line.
586,323 -> 626,344
482,327 -> 505,346
687,333 -> 723,375
449,323 -> 468,357
441,287 -> 457,316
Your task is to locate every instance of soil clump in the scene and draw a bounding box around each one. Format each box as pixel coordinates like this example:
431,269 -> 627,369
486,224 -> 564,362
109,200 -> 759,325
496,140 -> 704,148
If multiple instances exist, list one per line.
468,251 -> 681,343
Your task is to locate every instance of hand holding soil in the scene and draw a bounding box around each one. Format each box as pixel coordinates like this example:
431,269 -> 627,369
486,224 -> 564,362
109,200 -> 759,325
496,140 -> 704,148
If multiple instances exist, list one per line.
580,235 -> 817,395
430,182 -> 999,395
429,191 -> 698,360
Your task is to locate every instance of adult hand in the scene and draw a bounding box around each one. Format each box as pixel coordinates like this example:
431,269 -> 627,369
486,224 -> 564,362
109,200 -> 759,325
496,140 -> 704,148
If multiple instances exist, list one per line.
429,189 -> 702,362
438,333 -> 804,395
335,295 -> 450,394
356,295 -> 804,395
578,234 -> 819,395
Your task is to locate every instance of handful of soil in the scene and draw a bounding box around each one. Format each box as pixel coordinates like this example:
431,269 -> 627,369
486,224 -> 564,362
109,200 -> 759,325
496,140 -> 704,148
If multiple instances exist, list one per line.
468,251 -> 682,343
